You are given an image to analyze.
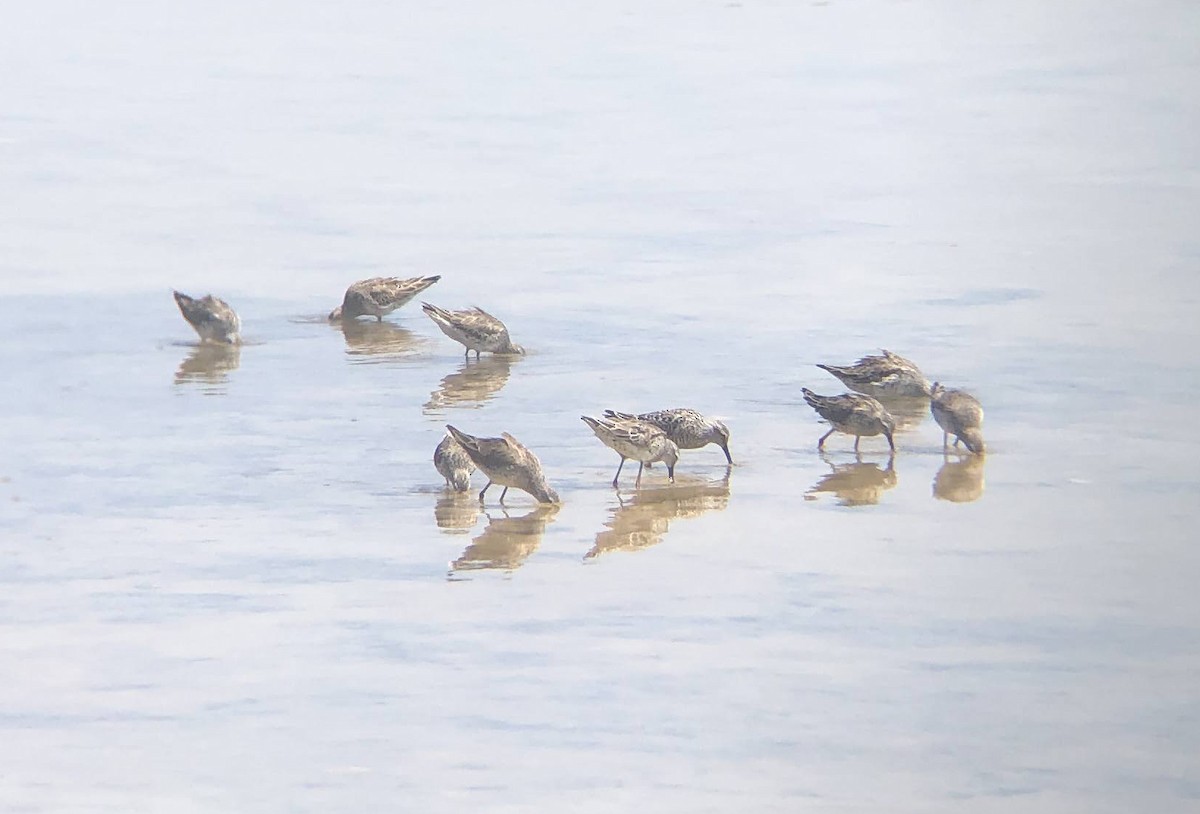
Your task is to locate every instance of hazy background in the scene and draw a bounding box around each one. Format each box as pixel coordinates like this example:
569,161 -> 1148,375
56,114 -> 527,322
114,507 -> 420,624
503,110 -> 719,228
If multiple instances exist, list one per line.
1,1 -> 1198,811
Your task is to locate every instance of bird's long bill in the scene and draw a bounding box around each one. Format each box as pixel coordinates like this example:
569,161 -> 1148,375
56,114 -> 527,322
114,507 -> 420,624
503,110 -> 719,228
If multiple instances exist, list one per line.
721,444 -> 733,464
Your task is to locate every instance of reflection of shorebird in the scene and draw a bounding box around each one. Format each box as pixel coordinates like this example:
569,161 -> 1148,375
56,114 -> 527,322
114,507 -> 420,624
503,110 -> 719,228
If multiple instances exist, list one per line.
805,453 -> 897,506
602,408 -> 732,464
434,433 -> 475,492
817,349 -> 931,398
581,415 -> 678,487
173,290 -> 241,344
933,453 -> 986,503
930,382 -> 986,454
336,319 -> 423,361
802,388 -> 896,452
421,302 -> 524,358
586,473 -> 731,559
434,493 -> 482,533
328,275 -> 440,321
424,355 -> 514,412
445,425 -> 560,505
881,396 -> 931,434
174,343 -> 241,386
451,504 -> 559,572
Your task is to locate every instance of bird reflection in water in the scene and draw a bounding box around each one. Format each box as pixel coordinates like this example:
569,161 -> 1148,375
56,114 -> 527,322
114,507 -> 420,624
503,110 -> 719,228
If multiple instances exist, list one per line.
174,343 -> 241,388
433,493 -> 482,534
585,471 -> 731,560
424,355 -> 515,412
878,396 -> 931,434
336,319 -> 423,364
450,503 -> 559,574
933,452 -> 986,503
804,453 -> 897,506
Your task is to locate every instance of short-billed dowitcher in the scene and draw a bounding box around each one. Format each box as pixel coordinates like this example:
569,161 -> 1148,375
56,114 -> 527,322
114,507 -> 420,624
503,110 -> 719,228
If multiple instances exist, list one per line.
172,290 -> 241,345
817,349 -> 931,398
328,276 -> 441,321
445,425 -> 559,504
581,415 -> 679,487
801,388 -> 896,452
930,382 -> 986,454
602,408 -> 732,463
434,433 -> 476,492
421,303 -> 524,358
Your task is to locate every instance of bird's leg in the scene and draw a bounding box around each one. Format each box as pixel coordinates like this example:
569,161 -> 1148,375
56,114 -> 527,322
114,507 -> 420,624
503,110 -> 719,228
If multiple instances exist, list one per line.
818,428 -> 835,449
942,431 -> 949,450
854,435 -> 861,453
612,457 -> 625,488
464,347 -> 470,359
635,461 -> 645,486
475,349 -> 481,360
376,315 -> 382,322
953,437 -> 961,448
499,486 -> 509,504
478,480 -> 492,503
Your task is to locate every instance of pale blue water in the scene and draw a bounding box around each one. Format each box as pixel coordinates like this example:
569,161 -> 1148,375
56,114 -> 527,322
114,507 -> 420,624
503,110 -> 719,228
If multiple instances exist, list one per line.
2,1 -> 1198,811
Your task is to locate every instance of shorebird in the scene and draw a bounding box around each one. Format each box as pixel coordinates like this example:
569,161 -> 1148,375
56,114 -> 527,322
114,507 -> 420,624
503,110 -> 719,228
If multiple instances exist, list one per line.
816,349 -> 931,398
445,425 -> 559,505
434,433 -> 476,492
801,388 -> 896,452
581,415 -> 679,488
421,303 -> 524,358
328,276 -> 441,321
172,290 -> 241,344
602,408 -> 732,464
930,382 -> 986,454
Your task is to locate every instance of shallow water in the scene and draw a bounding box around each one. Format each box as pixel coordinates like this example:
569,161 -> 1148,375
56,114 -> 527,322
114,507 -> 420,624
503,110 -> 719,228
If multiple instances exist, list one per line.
2,1 -> 1199,811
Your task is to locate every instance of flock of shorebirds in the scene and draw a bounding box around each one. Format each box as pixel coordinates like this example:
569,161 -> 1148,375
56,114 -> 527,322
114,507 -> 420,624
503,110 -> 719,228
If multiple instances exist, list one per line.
174,276 -> 986,506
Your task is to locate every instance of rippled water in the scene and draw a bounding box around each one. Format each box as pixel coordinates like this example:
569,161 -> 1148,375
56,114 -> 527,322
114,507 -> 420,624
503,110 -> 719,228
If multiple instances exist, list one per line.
2,1 -> 1198,811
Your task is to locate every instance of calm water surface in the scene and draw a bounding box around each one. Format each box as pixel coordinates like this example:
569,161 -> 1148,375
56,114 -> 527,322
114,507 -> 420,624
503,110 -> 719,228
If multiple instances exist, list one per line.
2,1 -> 1198,811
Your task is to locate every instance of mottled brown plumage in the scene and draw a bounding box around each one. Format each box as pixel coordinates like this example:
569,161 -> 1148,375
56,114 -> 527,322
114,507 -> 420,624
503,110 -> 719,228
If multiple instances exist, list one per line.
602,408 -> 731,464
582,415 -> 679,487
817,349 -> 931,398
173,290 -> 241,344
445,425 -> 559,504
421,302 -> 523,358
434,433 -> 476,492
802,388 -> 896,452
930,382 -> 986,454
328,276 -> 441,321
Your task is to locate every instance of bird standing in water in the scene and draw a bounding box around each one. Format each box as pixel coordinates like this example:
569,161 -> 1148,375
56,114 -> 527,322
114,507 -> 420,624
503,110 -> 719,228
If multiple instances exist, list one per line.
801,388 -> 896,452
582,414 -> 680,487
445,425 -> 559,505
930,382 -> 986,454
328,276 -> 441,321
173,290 -> 241,345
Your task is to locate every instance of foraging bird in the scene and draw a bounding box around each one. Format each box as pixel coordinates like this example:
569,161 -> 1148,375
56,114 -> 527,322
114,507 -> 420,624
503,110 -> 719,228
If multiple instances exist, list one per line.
434,433 -> 476,492
445,425 -> 559,505
328,276 -> 441,321
172,290 -> 241,344
582,415 -> 679,488
816,349 -> 931,398
603,408 -> 732,464
421,303 -> 524,358
801,388 -> 896,452
929,382 -> 986,454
